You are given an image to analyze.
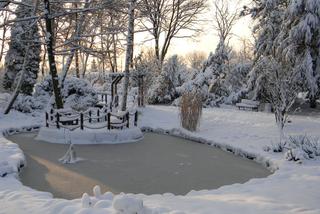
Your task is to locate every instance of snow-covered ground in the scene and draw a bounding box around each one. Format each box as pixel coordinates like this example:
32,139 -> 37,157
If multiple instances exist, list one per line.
0,106 -> 320,213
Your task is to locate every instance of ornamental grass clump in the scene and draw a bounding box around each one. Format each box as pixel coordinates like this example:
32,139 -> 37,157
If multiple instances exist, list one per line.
179,90 -> 203,131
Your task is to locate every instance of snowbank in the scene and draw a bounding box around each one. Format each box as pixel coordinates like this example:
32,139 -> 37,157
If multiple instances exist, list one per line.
36,127 -> 143,145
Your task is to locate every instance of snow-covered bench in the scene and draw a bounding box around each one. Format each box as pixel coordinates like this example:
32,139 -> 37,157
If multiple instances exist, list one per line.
236,99 -> 260,111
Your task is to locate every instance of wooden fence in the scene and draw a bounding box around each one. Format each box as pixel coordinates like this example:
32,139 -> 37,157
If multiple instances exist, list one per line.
45,108 -> 138,130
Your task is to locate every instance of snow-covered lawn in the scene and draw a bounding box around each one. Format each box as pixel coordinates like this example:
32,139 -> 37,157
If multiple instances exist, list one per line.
0,106 -> 320,213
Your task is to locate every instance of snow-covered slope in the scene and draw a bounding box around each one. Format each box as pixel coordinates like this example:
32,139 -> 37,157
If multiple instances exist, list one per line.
0,106 -> 320,213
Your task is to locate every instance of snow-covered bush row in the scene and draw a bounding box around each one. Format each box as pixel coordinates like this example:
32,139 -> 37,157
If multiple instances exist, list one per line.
265,135 -> 320,162
142,44 -> 252,107
12,76 -> 98,113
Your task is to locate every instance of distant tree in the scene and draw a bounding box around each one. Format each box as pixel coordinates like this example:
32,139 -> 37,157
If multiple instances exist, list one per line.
185,51 -> 206,70
2,1 -> 41,95
139,0 -> 207,64
89,59 -> 97,73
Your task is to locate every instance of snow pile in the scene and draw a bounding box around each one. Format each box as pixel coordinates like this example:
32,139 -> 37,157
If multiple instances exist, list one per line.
79,186 -> 156,213
36,127 -> 143,144
112,195 -> 145,213
0,111 -> 41,177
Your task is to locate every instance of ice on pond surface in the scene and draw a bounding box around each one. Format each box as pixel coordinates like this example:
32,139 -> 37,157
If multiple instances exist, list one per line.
7,132 -> 271,199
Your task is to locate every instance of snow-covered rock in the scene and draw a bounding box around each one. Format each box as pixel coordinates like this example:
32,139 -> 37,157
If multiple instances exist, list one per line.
112,195 -> 144,214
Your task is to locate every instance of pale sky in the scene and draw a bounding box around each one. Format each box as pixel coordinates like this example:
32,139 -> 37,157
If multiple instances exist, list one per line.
135,0 -> 253,57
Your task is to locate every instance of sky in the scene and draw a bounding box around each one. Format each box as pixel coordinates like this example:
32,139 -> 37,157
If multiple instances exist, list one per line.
135,0 -> 253,58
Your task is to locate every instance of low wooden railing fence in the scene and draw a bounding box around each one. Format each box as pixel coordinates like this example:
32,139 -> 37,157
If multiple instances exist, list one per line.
45,108 -> 138,130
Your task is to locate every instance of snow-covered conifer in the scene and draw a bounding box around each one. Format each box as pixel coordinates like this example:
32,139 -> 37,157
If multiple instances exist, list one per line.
3,1 -> 40,95
277,0 -> 320,108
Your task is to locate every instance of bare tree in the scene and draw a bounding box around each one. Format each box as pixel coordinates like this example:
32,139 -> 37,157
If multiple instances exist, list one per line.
185,51 -> 206,70
139,0 -> 207,64
212,0 -> 240,44
262,56 -> 300,142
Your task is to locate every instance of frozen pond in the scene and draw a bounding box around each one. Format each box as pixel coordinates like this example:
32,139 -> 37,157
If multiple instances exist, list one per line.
7,132 -> 271,199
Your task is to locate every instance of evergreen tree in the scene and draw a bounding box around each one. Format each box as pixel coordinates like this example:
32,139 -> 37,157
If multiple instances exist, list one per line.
147,55 -> 186,104
179,40 -> 232,106
3,1 -> 41,95
243,0 -> 288,100
277,0 -> 320,108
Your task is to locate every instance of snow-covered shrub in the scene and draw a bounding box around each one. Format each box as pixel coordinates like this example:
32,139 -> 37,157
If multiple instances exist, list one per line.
264,140 -> 287,153
12,94 -> 44,113
266,135 -> 320,162
34,76 -> 98,111
62,77 -> 98,111
285,136 -> 320,161
179,90 -> 202,131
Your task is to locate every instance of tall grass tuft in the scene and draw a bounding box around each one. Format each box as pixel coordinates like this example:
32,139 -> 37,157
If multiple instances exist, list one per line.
179,90 -> 203,131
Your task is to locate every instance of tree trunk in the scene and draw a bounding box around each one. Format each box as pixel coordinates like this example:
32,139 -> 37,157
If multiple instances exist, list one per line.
0,14 -> 7,63
111,16 -> 118,72
121,0 -> 136,111
75,48 -> 80,78
41,50 -> 46,77
310,95 -> 317,108
44,0 -> 63,109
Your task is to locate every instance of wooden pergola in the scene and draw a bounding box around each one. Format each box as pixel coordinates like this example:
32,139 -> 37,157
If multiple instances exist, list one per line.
109,72 -> 145,108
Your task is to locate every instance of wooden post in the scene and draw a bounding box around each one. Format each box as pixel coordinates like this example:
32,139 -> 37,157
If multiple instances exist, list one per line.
89,110 -> 92,123
45,112 -> 49,127
141,76 -> 144,106
80,113 -> 84,130
50,108 -> 54,121
126,112 -> 129,128
107,112 -> 111,130
134,111 -> 138,126
97,109 -> 100,122
56,112 -> 60,129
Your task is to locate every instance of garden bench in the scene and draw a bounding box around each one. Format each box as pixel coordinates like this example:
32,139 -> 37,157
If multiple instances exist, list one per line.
236,99 -> 260,111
